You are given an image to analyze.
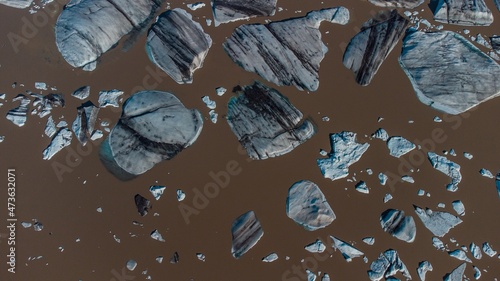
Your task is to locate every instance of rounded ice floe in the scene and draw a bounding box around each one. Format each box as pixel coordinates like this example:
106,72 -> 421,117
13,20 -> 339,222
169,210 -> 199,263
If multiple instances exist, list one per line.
146,8 -> 212,84
100,90 -> 203,179
380,209 -> 416,243
126,259 -> 137,271
286,180 -> 335,231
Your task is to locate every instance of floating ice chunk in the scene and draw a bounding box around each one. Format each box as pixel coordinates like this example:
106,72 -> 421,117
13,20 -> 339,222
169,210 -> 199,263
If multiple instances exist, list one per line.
286,180 -> 335,231
473,266 -> 481,279
187,2 -> 205,10
96,207 -> 103,213
305,239 -> 326,253
72,101 -> 99,145
231,210 -> 263,258
90,130 -> 103,141
57,120 -> 67,128
176,189 -> 186,201
432,0 -> 493,26
318,131 -> 370,181
463,152 -> 473,159
215,87 -> 226,96
170,252 -> 180,264
438,203 -> 446,208
383,193 -> 393,203
368,249 -> 411,281
306,269 -> 316,281
322,116 -> 330,122
363,237 -> 375,245
0,93 -> 5,99
380,209 -> 416,243
31,93 -> 65,118
355,181 -> 369,194
470,242 -> 482,259
33,221 -> 43,231
208,109 -> 218,124
321,273 -> 330,281
444,262 -> 466,281
71,86 -> 90,100
126,260 -> 137,271
369,0 -> 424,8
44,116 -> 57,138
387,136 -> 415,158
379,173 -> 388,185
479,168 -> 493,178
113,234 -> 121,243
196,253 -> 206,261
417,189 -> 425,196
449,149 -> 456,156
262,252 -> 278,262
482,242 -> 497,257
42,128 -> 73,160
414,205 -> 462,237
331,236 -> 364,262
433,237 -> 446,251
6,94 -> 30,127
427,152 -> 462,191
35,82 -> 47,90
366,168 -> 373,175
448,249 -> 471,262
134,194 -> 151,216
150,229 -> 165,242
98,89 -> 123,108
452,200 -> 465,216
434,116 -> 442,122
212,0 -> 278,26
417,260 -> 433,281
21,222 -> 32,228
475,34 -> 491,48
371,128 -> 389,141
149,185 -> 166,200
401,175 -> 414,183
319,149 -> 328,156
206,18 -> 212,26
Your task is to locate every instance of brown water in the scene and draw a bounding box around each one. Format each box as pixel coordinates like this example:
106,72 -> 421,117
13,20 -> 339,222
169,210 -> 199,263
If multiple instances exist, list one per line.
1,0 -> 500,280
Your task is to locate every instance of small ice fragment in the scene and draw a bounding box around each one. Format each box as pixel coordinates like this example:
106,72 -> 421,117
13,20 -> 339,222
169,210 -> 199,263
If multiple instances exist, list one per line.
438,203 -> 445,208
414,206 -> 462,237
90,130 -> 103,140
6,94 -> 30,127
463,152 -> 473,159
452,200 -> 465,216
96,207 -> 103,213
262,252 -> 278,262
366,168 -> 373,175
44,116 -> 57,138
433,237 -> 446,251
383,193 -> 393,203
135,194 -> 151,216
231,211 -> 263,258
401,175 -> 414,183
449,149 -> 456,156
187,2 -> 205,10
71,86 -> 90,100
196,253 -> 206,261
470,242 -> 482,259
433,116 -> 443,122
387,136 -> 415,158
305,239 -> 326,253
206,18 -> 212,26
21,222 -> 32,228
378,173 -> 388,185
209,109 -> 218,123
215,87 -> 226,96
380,209 -> 416,243
170,252 -> 180,264
322,116 -> 330,122
75,238 -> 80,242
362,237 -> 375,245
149,185 -> 166,200
473,266 -> 481,279
355,181 -> 369,194
321,273 -> 330,281
100,121 -> 110,127
404,11 -> 412,16
0,93 -> 5,99
98,89 -> 123,108
150,229 -> 165,242
417,260 -> 433,281
156,256 -> 163,263
448,249 -> 471,262
427,152 -> 462,191
443,262 -> 466,281
417,189 -> 425,196
482,242 -> 497,257
113,234 -> 121,243
319,149 -> 327,156
480,168 -> 494,178
59,246 -> 64,252
463,29 -> 470,34
306,269 -> 316,281
35,82 -> 47,90
126,260 -> 137,271
420,19 -> 431,27
331,236 -> 364,262
42,128 -> 73,160
56,120 -> 67,127
176,189 -> 186,201
371,128 -> 389,141
201,96 -> 216,109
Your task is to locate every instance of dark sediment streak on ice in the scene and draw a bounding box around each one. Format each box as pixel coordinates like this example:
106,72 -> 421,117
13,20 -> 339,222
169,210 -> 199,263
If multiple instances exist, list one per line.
431,0 -> 493,26
231,211 -> 263,259
368,0 -> 424,8
211,0 -> 277,26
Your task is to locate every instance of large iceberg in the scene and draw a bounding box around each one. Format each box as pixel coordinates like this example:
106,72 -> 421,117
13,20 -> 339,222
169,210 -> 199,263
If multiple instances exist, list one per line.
399,30 -> 500,114
223,7 -> 349,91
432,0 -> 493,26
211,0 -> 277,26
231,211 -> 263,259
226,81 -> 315,160
146,9 -> 212,84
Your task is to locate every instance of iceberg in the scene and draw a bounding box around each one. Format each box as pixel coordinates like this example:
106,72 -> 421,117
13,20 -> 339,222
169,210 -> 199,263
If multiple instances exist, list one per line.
126,259 -> 137,271
149,185 -> 166,200
451,200 -> 465,216
417,260 -> 433,281
6,94 -> 30,127
44,116 -> 57,138
362,237 -> 375,245
432,0 -> 493,26
387,136 -> 415,158
482,242 -> 497,257
372,128 -> 389,141
42,128 -> 73,160
211,0 -> 277,26
150,229 -> 165,242
427,152 -> 462,191
470,242 -> 482,259
262,252 -> 278,262
367,249 -> 411,281
134,194 -> 151,216
479,168 -> 493,178
31,92 -> 65,118
355,181 -> 369,194
380,209 -> 416,243
305,239 -> 326,253
231,211 -> 263,259
71,101 -> 99,145
368,0 -> 424,8
448,249 -> 471,262
331,236 -> 364,262
98,89 -> 123,108
71,86 -> 90,100
414,205 -> 462,237
443,262 -> 466,281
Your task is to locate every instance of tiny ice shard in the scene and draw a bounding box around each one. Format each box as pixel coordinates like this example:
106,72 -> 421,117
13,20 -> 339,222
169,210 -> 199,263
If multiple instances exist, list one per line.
156,256 -> 163,263
134,194 -> 151,216
35,82 -> 48,90
380,209 -> 416,243
113,234 -> 121,243
196,253 -> 206,261
470,242 -> 482,259
355,181 -> 369,194
126,259 -> 137,271
452,200 -> 465,216
387,136 -> 415,158
363,237 -> 375,245
150,229 -> 165,242
427,152 -> 462,191
463,152 -> 473,159
215,87 -> 226,96
202,96 -> 216,109
170,252 -> 180,264
33,221 -> 44,231
90,130 -> 103,141
209,109 -> 218,124
149,185 -> 166,200
414,205 -> 462,237
432,0 -> 493,26
96,207 -> 103,213
401,175 -> 414,183
479,168 -> 493,178
448,249 -> 471,262
367,249 -> 411,281
434,116 -> 442,122
231,211 -> 263,258
176,189 -> 186,201
262,252 -> 278,262
473,266 -> 481,279
331,236 -> 364,262
371,128 -> 389,141
305,239 -> 326,253
42,128 -> 73,160
21,222 -> 32,228
286,180 -> 335,231
321,273 -> 330,281
433,237 -> 446,251
211,0 -> 277,26
187,2 -> 205,10
417,260 -> 433,281
482,242 -> 497,257
6,94 -> 30,127
317,131 -> 370,181
71,86 -> 90,100
98,89 -> 123,108
44,116 -> 57,138
72,101 -> 100,145
443,262 -> 466,281
378,173 -> 388,185
306,269 -> 316,281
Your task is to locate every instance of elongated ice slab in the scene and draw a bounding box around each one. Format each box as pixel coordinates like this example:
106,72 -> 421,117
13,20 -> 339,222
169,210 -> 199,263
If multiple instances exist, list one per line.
45,116 -> 57,138
368,249 -> 411,281
380,209 -> 416,243
318,131 -> 370,181
71,86 -> 90,100
414,205 -> 462,237
427,152 -> 462,191
305,239 -> 326,253
369,0 -> 424,8
6,94 -> 30,127
231,211 -> 263,259
448,249 -> 471,262
42,128 -> 73,160
482,242 -> 497,257
432,0 -> 493,26
480,168 -> 493,178
72,101 -> 99,145
331,236 -> 364,262
470,242 -> 482,259
286,180 -> 335,231
0,0 -> 33,8
262,252 -> 278,262
212,0 -> 277,26
387,136 -> 415,158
